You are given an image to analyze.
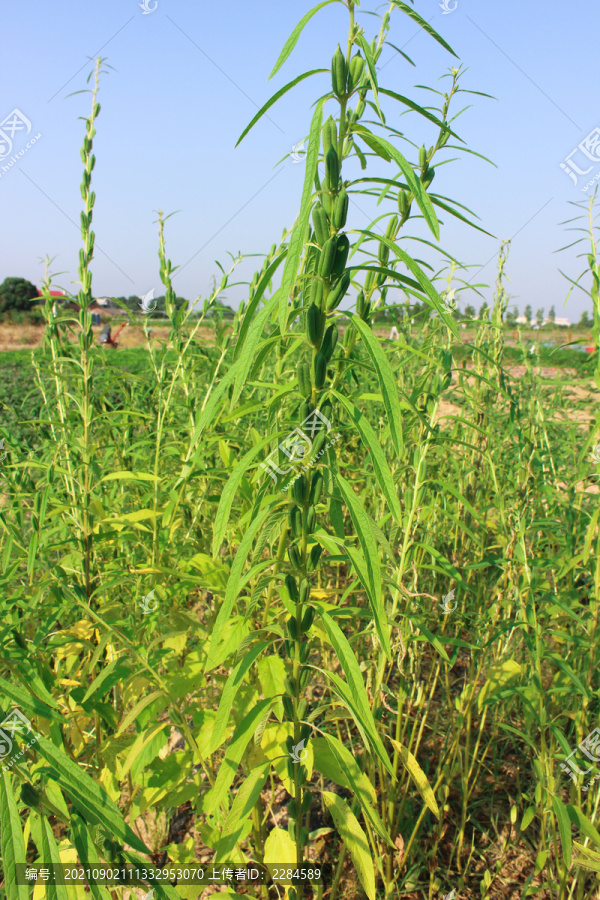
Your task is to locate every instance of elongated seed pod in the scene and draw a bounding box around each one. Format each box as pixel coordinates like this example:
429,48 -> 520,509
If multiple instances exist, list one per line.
287,758 -> 296,780
364,269 -> 375,293
300,579 -> 311,605
299,641 -> 309,663
307,543 -> 322,573
311,430 -> 327,459
284,674 -> 296,695
20,783 -> 41,808
325,148 -> 339,192
282,696 -> 294,717
302,399 -> 313,421
321,323 -> 339,362
302,606 -> 315,632
299,669 -> 310,690
326,270 -> 351,311
355,98 -> 366,119
314,352 -> 327,390
310,278 -> 324,309
332,45 -> 347,98
312,205 -> 329,246
287,616 -> 298,640
288,798 -> 298,818
348,53 -> 365,92
332,188 -> 348,230
378,241 -> 389,267
307,303 -> 325,347
305,505 -> 316,534
297,360 -> 311,398
361,299 -> 372,321
289,506 -> 303,540
285,574 -> 299,602
286,734 -> 295,753
302,791 -> 312,814
422,166 -> 435,188
322,189 -> 333,218
332,234 -> 350,277
398,188 -> 411,220
356,290 -> 367,318
289,544 -> 302,569
292,474 -> 307,505
322,116 -> 337,158
319,236 -> 338,278
386,214 -> 399,240
309,471 -> 324,506
320,398 -> 333,420
297,698 -> 308,718
419,145 -> 427,169
300,723 -> 311,742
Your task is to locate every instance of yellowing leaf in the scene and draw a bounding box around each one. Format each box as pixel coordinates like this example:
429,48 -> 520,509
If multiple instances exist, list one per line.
390,738 -> 439,819
261,723 -> 313,794
264,827 -> 298,899
322,791 -> 376,900
477,659 -> 523,712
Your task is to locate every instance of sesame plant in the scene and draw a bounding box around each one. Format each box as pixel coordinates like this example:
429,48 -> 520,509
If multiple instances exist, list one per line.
219,0 -> 492,895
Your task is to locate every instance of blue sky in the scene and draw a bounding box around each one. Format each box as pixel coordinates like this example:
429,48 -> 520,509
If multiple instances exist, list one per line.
1,0 -> 599,322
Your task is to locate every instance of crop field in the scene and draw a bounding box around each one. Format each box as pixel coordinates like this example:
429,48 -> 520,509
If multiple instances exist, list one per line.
1,3 -> 600,900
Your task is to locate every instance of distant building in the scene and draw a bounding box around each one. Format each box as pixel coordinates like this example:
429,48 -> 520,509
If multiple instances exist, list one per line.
515,315 -> 529,325
544,316 -> 570,327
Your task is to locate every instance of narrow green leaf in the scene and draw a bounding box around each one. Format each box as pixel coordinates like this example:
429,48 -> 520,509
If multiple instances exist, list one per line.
335,473 -> 391,661
116,691 -> 167,737
232,292 -> 280,404
322,791 -> 376,900
347,314 -> 404,456
208,643 -> 270,757
390,738 -> 439,819
552,795 -> 572,868
213,762 -> 271,861
278,98 -> 324,327
331,390 -> 402,523
70,815 -> 114,900
212,435 -> 282,558
0,675 -> 61,719
378,87 -> 461,140
355,34 -> 382,121
39,813 -> 70,900
352,126 -> 439,239
204,698 -> 275,815
0,771 -> 29,900
31,733 -> 150,854
313,612 -> 393,776
236,70 -> 328,147
205,503 -> 277,672
313,734 -> 395,848
567,804 -> 600,849
390,1 -> 459,57
233,252 -> 286,361
81,658 -> 132,705
269,1 -> 339,79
